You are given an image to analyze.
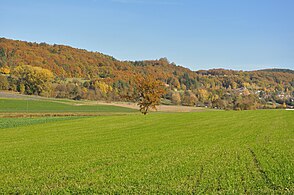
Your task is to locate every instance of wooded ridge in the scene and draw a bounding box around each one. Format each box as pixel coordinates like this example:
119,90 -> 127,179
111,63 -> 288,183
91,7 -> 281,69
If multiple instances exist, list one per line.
0,38 -> 293,110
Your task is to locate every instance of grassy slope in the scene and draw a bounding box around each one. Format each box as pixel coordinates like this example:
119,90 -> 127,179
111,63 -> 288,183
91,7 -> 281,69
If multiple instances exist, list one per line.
0,98 -> 136,113
0,110 -> 293,193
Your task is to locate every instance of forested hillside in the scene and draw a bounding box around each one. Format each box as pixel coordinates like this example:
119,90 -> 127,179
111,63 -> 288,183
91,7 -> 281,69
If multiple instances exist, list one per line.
0,38 -> 293,109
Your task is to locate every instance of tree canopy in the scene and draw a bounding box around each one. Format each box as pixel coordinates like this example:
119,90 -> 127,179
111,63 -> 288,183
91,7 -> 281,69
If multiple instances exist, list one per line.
135,76 -> 166,115
12,65 -> 53,95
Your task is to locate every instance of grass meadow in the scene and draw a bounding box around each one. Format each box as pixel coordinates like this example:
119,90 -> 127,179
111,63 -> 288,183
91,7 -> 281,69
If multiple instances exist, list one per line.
0,109 -> 293,193
0,98 -> 136,113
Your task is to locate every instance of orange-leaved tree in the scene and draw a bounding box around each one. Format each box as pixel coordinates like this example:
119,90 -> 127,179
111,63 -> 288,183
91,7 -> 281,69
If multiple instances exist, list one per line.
134,75 -> 166,115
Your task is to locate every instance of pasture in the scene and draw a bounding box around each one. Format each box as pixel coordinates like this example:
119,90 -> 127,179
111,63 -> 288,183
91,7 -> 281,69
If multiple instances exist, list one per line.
0,98 -> 136,114
0,110 -> 293,193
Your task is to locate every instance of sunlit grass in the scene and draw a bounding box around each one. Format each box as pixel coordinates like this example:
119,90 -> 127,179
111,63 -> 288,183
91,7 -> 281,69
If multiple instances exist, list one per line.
0,110 -> 293,193
0,98 -> 136,113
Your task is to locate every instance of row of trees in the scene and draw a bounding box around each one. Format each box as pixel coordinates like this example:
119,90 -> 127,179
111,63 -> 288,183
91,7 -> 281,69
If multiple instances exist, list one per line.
169,90 -> 261,110
0,64 -> 291,114
0,65 -> 53,95
0,65 -> 166,114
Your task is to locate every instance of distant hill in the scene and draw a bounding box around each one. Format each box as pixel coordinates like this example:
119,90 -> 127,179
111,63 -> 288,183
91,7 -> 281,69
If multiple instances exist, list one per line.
0,37 -> 293,109
258,69 -> 294,74
0,37 -> 191,81
0,38 -> 293,80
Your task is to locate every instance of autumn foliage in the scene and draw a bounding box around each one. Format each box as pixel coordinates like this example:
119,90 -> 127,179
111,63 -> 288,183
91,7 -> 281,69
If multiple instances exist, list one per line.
135,76 -> 166,115
12,65 -> 53,95
0,38 -> 293,110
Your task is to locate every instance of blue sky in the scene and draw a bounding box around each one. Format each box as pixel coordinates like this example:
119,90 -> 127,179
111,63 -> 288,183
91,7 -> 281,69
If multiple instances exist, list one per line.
1,0 -> 293,70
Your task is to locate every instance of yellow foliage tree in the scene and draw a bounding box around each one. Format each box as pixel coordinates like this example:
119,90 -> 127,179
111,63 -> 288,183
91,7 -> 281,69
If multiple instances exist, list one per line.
94,81 -> 113,94
12,65 -> 53,95
198,88 -> 209,102
0,66 -> 10,74
171,92 -> 181,105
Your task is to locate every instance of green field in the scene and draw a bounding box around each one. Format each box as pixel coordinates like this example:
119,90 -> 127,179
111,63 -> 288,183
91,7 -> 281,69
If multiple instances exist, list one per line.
0,110 -> 293,193
0,98 -> 136,113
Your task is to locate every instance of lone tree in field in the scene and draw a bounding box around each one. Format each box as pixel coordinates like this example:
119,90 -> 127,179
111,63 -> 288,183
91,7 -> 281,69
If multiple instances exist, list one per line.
135,75 -> 166,115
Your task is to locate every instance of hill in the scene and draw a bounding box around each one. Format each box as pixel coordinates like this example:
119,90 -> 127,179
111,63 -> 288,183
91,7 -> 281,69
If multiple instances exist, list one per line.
258,68 -> 294,74
0,38 -> 293,110
0,38 -> 190,80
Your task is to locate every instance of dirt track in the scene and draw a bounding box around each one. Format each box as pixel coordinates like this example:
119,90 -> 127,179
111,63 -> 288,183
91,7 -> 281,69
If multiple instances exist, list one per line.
95,101 -> 207,112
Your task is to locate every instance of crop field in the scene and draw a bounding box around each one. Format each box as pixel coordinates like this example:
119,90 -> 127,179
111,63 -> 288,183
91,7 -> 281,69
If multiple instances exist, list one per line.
0,98 -> 136,113
0,110 -> 293,193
